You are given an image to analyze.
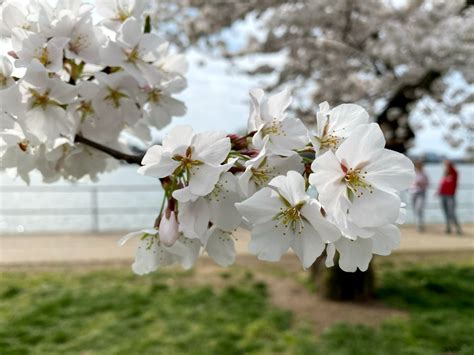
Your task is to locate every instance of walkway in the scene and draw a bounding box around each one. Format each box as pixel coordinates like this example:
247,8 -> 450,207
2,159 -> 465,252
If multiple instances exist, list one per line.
1,225 -> 473,266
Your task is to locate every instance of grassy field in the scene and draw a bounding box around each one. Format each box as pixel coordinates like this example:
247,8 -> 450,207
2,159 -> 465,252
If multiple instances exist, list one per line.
1,259 -> 473,354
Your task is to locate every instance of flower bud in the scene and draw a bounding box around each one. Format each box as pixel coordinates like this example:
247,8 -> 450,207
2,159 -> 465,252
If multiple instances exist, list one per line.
158,211 -> 179,247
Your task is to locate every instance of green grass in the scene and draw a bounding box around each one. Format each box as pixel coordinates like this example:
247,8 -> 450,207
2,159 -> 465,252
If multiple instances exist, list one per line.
1,264 -> 473,354
317,264 -> 474,355
0,269 -> 316,354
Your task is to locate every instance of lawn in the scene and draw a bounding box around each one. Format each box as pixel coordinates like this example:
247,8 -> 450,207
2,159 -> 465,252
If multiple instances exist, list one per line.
1,261 -> 473,354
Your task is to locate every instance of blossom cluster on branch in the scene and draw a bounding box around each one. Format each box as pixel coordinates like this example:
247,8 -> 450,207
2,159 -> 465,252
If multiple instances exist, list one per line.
121,90 -> 414,274
0,0 -> 415,274
0,0 -> 186,182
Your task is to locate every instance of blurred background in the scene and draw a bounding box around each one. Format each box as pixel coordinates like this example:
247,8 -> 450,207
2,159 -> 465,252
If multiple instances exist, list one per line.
1,0 -> 474,354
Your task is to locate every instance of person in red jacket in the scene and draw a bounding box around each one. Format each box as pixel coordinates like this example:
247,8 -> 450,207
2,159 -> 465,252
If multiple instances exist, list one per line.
438,160 -> 462,235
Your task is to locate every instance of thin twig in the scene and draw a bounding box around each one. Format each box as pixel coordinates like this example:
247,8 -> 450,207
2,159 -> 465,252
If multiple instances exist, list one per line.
74,135 -> 144,165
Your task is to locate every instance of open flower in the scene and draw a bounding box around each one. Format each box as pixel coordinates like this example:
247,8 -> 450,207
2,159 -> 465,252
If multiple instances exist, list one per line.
178,171 -> 242,241
310,123 -> 414,230
52,12 -> 103,64
101,17 -> 163,85
96,0 -> 147,30
0,63 -> 77,145
139,125 -> 231,200
14,32 -> 69,72
92,72 -> 141,127
238,147 -> 304,197
119,229 -> 201,275
309,102 -> 369,155
140,77 -> 187,129
0,56 -> 14,89
236,171 -> 340,268
250,89 -> 308,156
69,81 -> 123,144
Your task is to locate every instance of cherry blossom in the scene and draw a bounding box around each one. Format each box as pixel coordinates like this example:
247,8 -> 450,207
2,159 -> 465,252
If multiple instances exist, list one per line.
236,171 -> 340,268
139,125 -> 231,201
309,102 -> 369,155
119,229 -> 201,275
250,89 -> 308,156
310,123 -> 414,231
101,17 -> 163,84
0,63 -> 77,145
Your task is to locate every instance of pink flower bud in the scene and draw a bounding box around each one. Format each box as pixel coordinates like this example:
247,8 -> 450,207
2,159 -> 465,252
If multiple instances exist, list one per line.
8,51 -> 18,59
158,211 -> 179,247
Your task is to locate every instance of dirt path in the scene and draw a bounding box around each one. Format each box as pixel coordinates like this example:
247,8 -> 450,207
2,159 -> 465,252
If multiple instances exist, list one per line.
1,224 -> 473,266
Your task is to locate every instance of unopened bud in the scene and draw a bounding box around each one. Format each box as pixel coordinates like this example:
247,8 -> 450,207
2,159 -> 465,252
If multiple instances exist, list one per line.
158,211 -> 179,247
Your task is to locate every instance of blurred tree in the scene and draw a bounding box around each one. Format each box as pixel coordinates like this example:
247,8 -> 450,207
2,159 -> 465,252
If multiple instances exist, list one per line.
152,0 -> 474,155
150,0 -> 474,300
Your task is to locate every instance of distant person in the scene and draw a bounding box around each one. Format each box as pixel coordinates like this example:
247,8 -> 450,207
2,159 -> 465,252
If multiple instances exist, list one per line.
410,160 -> 429,232
438,160 -> 462,235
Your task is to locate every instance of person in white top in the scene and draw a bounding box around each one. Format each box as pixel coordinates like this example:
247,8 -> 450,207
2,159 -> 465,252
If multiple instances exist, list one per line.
410,160 -> 429,232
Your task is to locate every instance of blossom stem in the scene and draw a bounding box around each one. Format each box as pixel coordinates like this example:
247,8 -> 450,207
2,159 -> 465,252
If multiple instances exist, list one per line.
74,135 -> 144,165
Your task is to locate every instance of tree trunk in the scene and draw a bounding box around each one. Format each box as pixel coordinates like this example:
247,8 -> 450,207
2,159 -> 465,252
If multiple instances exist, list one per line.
310,256 -> 374,301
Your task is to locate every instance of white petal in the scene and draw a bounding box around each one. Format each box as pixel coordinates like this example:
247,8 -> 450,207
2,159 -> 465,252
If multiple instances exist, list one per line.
208,173 -> 242,231
269,170 -> 307,206
300,200 -> 341,243
178,199 -> 210,241
117,17 -> 142,47
249,220 -> 291,262
325,243 -> 336,267
141,145 -> 163,165
162,125 -> 194,153
335,237 -> 373,272
290,221 -> 325,269
348,188 -> 401,227
138,154 -> 179,178
192,131 -> 230,165
188,163 -> 225,197
247,88 -> 264,131
261,88 -> 291,121
365,149 -> 415,192
205,227 -> 236,267
235,187 -> 283,225
335,123 -> 385,167
371,224 -> 401,256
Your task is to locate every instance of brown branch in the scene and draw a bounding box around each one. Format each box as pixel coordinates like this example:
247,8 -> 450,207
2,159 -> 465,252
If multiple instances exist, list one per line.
74,135 -> 144,165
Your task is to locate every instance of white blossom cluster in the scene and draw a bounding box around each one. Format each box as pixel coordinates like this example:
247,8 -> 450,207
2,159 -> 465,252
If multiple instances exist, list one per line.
0,0 -> 186,183
123,89 -> 414,274
0,1 -> 415,274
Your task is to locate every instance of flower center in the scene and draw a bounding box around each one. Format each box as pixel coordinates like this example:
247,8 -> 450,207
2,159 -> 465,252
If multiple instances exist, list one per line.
262,119 -> 286,137
77,100 -> 94,121
274,201 -> 305,235
318,134 -> 340,150
104,88 -> 128,108
250,157 -> 277,186
29,89 -> 60,110
126,47 -> 141,63
0,73 -> 7,88
341,163 -> 372,200
117,8 -> 131,22
172,146 -> 203,176
148,89 -> 161,103
37,47 -> 51,66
